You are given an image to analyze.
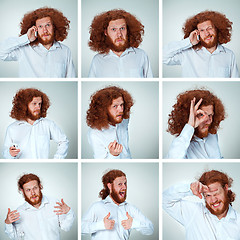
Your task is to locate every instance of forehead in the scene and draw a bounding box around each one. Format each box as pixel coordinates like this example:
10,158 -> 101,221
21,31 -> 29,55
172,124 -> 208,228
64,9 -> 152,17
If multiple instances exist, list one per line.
200,105 -> 214,114
113,176 -> 127,184
205,182 -> 223,194
36,16 -> 52,25
30,97 -> 42,103
23,180 -> 39,189
111,96 -> 124,105
197,20 -> 214,29
108,19 -> 126,28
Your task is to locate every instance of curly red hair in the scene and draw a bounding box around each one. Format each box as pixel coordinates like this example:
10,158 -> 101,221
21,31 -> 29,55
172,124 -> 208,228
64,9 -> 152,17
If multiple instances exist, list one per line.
199,170 -> 235,204
10,88 -> 50,121
20,7 -> 70,45
89,9 -> 144,54
86,86 -> 134,130
183,10 -> 232,49
99,169 -> 126,200
168,89 -> 225,136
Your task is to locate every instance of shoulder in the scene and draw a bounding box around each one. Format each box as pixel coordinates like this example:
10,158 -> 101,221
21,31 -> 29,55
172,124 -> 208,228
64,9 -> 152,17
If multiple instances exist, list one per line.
88,126 -> 109,138
6,121 -> 25,130
132,47 -> 147,54
219,45 -> 235,55
88,200 -> 105,210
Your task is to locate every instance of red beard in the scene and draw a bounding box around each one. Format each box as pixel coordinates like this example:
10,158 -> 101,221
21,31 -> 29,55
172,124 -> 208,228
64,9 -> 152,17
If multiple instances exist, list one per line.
24,190 -> 43,207
38,33 -> 55,46
106,35 -> 129,53
200,34 -> 218,49
110,185 -> 126,204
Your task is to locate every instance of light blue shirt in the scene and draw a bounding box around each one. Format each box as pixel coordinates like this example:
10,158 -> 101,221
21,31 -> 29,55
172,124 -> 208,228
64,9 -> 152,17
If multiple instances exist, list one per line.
82,195 -> 154,240
88,118 -> 131,159
166,124 -> 222,159
0,34 -> 76,77
163,38 -> 239,78
3,118 -> 69,159
5,196 -> 74,240
89,47 -> 153,78
163,183 -> 240,240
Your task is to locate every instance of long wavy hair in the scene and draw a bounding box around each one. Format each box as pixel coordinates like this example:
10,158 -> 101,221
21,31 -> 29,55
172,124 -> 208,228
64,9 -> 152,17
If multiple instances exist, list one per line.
89,9 -> 144,54
199,170 -> 235,204
20,7 -> 70,45
183,10 -> 232,49
18,173 -> 43,192
168,89 -> 225,136
10,88 -> 50,121
86,86 -> 134,130
99,169 -> 126,200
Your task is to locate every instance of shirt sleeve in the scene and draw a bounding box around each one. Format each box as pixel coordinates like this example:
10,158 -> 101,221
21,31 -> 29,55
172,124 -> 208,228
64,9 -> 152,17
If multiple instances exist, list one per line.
142,52 -> 153,78
5,222 -> 23,240
49,121 -> 69,159
59,208 -> 75,232
162,183 -> 197,226
166,124 -> 194,159
81,203 -> 106,234
65,47 -> 76,78
0,34 -> 29,61
128,205 -> 154,235
88,129 -> 120,159
2,125 -> 16,159
163,38 -> 192,65
230,51 -> 239,78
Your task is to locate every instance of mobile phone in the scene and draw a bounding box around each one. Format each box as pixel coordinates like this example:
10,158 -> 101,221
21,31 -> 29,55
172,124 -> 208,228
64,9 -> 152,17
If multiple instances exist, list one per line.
35,31 -> 38,37
197,34 -> 200,41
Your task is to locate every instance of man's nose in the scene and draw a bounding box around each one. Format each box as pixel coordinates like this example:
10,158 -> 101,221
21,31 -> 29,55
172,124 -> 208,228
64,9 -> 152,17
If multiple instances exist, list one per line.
116,29 -> 122,37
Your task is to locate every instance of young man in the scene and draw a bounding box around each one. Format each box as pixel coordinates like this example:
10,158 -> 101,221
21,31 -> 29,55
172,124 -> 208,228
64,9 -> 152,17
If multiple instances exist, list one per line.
2,88 -> 69,159
166,89 -> 225,159
5,173 -> 74,239
86,86 -> 134,159
163,170 -> 240,239
82,169 -> 154,239
0,7 -> 75,77
88,9 -> 153,78
163,10 -> 239,77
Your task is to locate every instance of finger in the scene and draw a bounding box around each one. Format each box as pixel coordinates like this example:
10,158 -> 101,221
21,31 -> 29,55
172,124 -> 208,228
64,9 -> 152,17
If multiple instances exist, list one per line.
194,98 -> 203,110
8,208 -> 11,214
54,205 -> 62,209
202,185 -> 209,192
55,202 -> 62,206
108,142 -> 113,149
105,212 -> 110,219
61,199 -> 65,205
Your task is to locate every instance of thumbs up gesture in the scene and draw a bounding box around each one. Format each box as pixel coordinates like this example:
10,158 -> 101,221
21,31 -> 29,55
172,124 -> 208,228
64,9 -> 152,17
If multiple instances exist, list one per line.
104,212 -> 115,229
121,212 -> 133,230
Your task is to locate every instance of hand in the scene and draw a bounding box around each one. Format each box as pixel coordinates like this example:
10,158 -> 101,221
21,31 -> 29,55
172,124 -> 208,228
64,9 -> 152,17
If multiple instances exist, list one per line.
54,199 -> 70,215
9,146 -> 20,157
188,97 -> 208,128
189,29 -> 200,46
27,26 -> 38,42
190,181 -> 209,199
121,212 -> 133,230
108,140 -> 123,156
5,208 -> 20,224
104,212 -> 115,230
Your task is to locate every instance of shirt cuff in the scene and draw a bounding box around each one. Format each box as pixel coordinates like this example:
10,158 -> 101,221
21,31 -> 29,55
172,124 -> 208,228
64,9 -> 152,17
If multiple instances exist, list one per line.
131,218 -> 141,229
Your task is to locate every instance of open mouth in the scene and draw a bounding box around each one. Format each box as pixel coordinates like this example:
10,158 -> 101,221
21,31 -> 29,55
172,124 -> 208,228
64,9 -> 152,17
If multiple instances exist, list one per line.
119,191 -> 125,198
211,202 -> 221,209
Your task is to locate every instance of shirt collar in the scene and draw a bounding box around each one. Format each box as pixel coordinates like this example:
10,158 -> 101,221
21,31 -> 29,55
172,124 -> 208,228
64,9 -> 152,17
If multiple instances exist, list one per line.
196,44 -> 225,54
32,41 -> 61,51
204,204 -> 237,221
103,195 -> 128,206
103,47 -> 135,58
17,117 -> 43,126
23,195 -> 49,210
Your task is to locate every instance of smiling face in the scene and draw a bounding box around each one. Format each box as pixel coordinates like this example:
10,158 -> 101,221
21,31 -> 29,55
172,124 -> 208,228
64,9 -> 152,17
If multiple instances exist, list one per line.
21,180 -> 43,208
36,16 -> 54,46
27,97 -> 42,121
105,19 -> 128,53
108,97 -> 124,125
197,20 -> 218,49
203,182 -> 229,219
108,176 -> 127,205
196,105 -> 214,138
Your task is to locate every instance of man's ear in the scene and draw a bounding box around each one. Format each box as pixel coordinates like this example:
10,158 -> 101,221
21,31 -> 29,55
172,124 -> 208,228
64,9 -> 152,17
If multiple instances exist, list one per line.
224,184 -> 229,192
21,189 -> 24,195
107,183 -> 112,193
104,29 -> 107,36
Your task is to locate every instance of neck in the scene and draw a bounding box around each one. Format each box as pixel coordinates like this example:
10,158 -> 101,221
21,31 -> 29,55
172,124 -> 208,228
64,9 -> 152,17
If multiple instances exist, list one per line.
206,45 -> 217,54
27,118 -> 36,125
112,50 -> 124,57
43,43 -> 53,50
33,202 -> 41,209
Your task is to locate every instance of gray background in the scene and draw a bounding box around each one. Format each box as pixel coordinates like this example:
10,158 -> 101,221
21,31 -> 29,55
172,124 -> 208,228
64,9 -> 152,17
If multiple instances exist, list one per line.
81,0 -> 159,78
0,0 -> 78,77
0,162 -> 78,240
163,162 -> 240,240
162,0 -> 240,77
81,81 -> 159,159
163,81 -> 240,159
0,81 -> 78,159
82,162 -> 159,240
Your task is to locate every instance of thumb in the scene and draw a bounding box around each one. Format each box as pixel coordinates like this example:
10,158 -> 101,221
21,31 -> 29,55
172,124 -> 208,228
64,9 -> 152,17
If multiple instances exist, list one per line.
126,212 -> 130,218
8,208 -> 11,214
105,212 -> 110,219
